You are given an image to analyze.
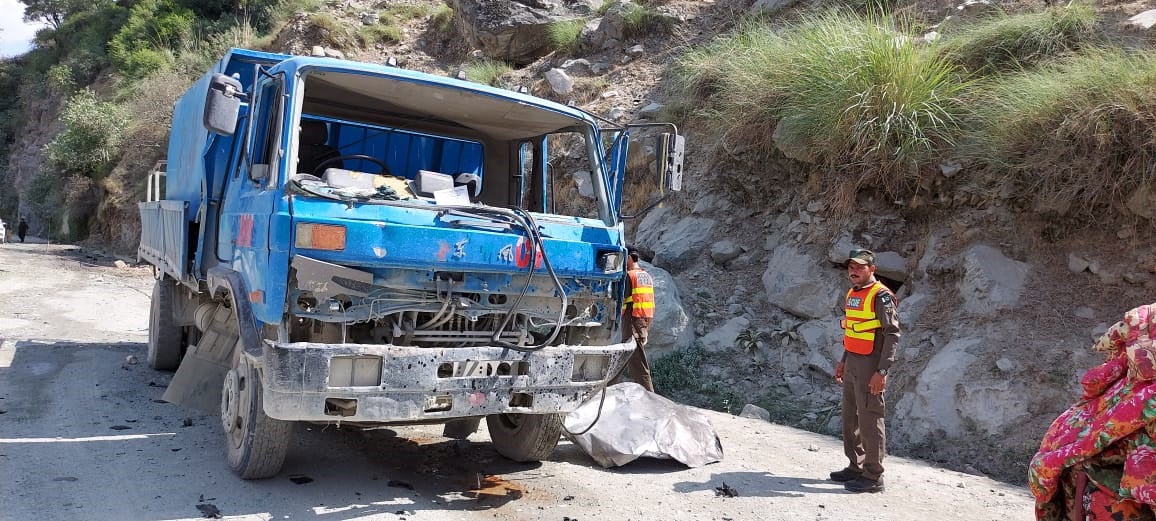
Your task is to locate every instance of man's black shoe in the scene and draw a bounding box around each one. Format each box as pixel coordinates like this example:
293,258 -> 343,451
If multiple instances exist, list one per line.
829,469 -> 862,482
844,476 -> 884,493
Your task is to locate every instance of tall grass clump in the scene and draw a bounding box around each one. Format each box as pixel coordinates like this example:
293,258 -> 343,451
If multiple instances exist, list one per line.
937,3 -> 1099,74
969,48 -> 1156,216
430,5 -> 454,31
621,2 -> 674,37
675,13 -> 968,202
462,59 -> 512,87
548,18 -> 587,55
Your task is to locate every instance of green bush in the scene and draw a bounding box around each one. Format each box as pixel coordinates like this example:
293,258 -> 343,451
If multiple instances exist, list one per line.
938,3 -> 1100,74
463,59 -> 512,87
675,13 -> 968,201
548,19 -> 587,55
969,48 -> 1156,216
358,23 -> 403,46
430,5 -> 454,31
44,90 -> 128,178
621,2 -> 674,38
108,0 -> 194,80
308,12 -> 355,49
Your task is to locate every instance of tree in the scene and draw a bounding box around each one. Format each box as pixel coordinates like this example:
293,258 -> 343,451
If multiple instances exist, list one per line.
21,0 -> 88,29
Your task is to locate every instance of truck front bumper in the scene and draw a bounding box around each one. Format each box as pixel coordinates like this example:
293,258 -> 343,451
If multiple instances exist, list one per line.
259,340 -> 635,422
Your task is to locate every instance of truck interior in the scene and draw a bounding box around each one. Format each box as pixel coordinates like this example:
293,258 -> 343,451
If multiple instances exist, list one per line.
284,69 -> 611,223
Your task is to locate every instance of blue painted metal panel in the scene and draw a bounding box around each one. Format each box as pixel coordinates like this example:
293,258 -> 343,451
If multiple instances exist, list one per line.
288,198 -> 621,281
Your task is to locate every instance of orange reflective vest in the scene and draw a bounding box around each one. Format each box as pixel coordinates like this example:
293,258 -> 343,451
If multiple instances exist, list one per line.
625,269 -> 655,318
841,281 -> 889,355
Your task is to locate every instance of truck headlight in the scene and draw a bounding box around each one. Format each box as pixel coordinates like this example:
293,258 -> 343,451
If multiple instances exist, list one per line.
598,251 -> 623,273
572,354 -> 609,382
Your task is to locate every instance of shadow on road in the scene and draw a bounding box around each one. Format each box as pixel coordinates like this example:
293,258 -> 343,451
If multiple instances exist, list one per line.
0,338 -> 564,520
674,471 -> 850,498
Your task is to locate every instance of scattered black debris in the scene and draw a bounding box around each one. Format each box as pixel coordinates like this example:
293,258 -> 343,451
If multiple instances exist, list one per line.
387,479 -> 414,490
148,381 -> 159,387
563,517 -> 579,521
0,410 -> 6,414
182,418 -> 194,427
563,495 -> 575,501
110,425 -> 132,431
171,448 -> 181,452
714,482 -> 738,498
152,399 -> 166,403
195,503 -> 222,519
52,477 -> 78,482
289,475 -> 314,485
125,419 -> 137,423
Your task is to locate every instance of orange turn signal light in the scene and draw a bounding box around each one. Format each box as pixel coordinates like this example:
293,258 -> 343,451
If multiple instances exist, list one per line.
295,223 -> 346,251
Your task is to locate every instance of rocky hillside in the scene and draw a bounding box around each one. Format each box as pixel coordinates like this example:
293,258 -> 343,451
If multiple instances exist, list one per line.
3,0 -> 1156,484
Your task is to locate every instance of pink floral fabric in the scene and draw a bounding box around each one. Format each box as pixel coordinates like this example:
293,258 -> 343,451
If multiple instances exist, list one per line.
1030,303 -> 1156,520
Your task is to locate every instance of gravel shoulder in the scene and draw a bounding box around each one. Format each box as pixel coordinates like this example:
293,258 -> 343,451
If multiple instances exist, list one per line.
0,240 -> 1035,521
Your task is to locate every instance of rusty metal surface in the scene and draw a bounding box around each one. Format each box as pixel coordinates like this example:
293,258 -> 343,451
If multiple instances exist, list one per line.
259,340 -> 634,422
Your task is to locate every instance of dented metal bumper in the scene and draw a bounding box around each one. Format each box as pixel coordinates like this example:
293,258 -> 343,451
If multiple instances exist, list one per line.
259,340 -> 635,422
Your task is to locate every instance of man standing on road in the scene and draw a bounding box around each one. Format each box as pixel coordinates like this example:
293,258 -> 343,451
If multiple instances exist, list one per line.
17,217 -> 28,243
620,247 -> 656,393
831,248 -> 900,494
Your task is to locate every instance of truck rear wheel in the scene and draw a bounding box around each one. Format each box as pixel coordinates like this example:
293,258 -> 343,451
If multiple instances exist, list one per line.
486,413 -> 563,462
147,278 -> 182,370
221,356 -> 291,479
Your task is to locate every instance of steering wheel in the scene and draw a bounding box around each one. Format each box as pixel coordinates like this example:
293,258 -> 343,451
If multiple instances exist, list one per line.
312,154 -> 392,177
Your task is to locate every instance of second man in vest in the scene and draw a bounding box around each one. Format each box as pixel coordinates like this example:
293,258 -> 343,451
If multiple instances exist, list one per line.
621,247 -> 656,392
831,248 -> 900,493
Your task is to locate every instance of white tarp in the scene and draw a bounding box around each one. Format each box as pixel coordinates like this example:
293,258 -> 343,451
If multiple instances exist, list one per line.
563,383 -> 725,468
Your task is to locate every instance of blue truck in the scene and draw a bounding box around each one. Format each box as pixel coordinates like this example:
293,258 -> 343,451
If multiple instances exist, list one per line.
137,48 -> 684,478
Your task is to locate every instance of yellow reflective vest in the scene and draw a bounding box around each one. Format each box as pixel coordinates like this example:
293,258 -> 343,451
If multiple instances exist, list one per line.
842,281 -> 889,355
626,269 -> 655,318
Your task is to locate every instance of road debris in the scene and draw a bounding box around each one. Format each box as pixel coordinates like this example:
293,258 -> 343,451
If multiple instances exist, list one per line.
387,479 -> 414,490
289,475 -> 314,484
714,482 -> 738,497
195,503 -> 222,518
109,425 -> 131,430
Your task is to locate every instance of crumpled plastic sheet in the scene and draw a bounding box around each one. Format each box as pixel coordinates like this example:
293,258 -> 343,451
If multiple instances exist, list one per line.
563,382 -> 725,468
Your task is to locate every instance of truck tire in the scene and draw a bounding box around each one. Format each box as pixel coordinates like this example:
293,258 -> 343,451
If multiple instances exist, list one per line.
221,356 -> 291,479
147,278 -> 182,370
486,413 -> 563,462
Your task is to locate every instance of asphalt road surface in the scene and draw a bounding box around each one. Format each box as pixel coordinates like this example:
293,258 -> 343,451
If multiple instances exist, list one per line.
0,240 -> 1036,521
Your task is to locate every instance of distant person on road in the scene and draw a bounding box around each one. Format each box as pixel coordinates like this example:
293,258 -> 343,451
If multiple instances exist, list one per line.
17,217 -> 28,243
831,248 -> 900,494
618,247 -> 656,393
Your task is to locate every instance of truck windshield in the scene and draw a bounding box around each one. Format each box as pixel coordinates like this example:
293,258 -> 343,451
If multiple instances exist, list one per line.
287,68 -> 614,225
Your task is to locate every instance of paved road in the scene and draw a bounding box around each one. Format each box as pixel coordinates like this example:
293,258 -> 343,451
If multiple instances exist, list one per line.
0,241 -> 1036,521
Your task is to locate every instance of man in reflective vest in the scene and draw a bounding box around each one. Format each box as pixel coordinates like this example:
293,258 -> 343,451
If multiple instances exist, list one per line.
620,247 -> 656,392
831,248 -> 900,493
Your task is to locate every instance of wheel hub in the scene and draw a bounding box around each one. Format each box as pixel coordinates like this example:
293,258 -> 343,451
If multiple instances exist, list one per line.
221,369 -> 240,434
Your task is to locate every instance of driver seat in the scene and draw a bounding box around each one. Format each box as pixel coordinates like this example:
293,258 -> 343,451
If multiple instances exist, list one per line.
297,120 -> 341,174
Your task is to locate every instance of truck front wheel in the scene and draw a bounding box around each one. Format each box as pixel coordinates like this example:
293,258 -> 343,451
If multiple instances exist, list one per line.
221,356 -> 291,479
486,413 -> 563,462
147,278 -> 182,370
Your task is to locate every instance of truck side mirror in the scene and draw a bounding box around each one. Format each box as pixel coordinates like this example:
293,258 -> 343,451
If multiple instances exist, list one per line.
656,133 -> 684,192
203,73 -> 244,136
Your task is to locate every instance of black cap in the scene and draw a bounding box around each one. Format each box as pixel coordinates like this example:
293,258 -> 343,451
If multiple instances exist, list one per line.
848,248 -> 875,266
627,246 -> 640,262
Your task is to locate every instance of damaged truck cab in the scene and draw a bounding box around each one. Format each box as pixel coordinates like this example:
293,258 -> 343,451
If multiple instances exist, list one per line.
137,48 -> 684,478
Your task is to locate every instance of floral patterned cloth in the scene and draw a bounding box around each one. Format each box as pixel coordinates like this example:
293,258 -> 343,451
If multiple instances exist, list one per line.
1030,303 -> 1156,520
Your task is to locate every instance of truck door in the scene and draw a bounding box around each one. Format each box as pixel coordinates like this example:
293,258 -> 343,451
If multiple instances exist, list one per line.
217,73 -> 286,324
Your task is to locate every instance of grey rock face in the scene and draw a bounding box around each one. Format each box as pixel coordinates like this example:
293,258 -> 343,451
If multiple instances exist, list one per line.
639,261 -> 694,359
740,403 -> 771,422
545,68 -> 575,95
450,0 -> 586,63
957,244 -> 1029,316
700,317 -> 751,352
709,240 -> 743,265
651,217 -> 717,272
762,245 -> 843,319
